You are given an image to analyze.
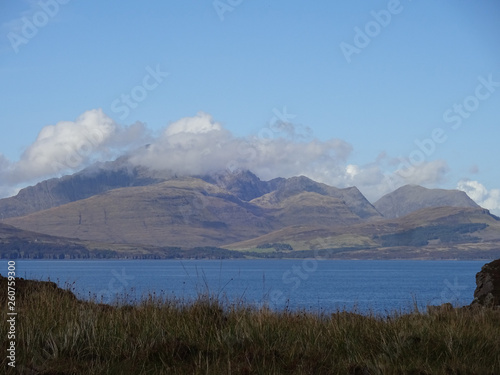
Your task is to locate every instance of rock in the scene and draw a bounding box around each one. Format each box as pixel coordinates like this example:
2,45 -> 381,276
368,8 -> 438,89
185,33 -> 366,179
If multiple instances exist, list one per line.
471,259 -> 500,308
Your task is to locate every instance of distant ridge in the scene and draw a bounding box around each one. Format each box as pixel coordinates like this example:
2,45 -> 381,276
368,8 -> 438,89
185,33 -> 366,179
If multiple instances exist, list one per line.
2,158 -> 497,259
374,185 -> 479,219
0,157 -> 167,220
1,174 -> 380,248
249,175 -> 381,220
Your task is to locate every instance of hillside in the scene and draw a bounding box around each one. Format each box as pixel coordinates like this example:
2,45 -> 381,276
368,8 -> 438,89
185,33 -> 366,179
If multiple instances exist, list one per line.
0,221 -> 248,260
0,157 -> 383,223
374,185 -> 479,218
0,222 -> 90,259
0,157 -> 168,220
3,175 -> 376,248
1,161 -> 498,259
250,176 -> 381,220
226,206 -> 500,259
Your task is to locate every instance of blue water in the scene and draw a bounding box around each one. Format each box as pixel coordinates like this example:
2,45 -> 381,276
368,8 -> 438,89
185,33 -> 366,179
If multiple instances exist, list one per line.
0,259 -> 487,314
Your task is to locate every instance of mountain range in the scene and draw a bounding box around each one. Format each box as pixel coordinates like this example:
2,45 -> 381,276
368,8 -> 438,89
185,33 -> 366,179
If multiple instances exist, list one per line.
1,158 -> 499,259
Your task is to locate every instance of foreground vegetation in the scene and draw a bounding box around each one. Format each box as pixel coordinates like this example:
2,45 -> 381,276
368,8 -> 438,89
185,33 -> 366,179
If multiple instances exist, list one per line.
1,277 -> 500,374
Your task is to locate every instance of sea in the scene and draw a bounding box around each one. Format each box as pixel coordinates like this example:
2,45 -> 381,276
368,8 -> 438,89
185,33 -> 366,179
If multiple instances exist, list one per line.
1,259 -> 488,315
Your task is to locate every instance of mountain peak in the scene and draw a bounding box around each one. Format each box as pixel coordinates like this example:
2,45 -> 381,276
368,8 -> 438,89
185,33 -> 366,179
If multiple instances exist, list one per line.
374,185 -> 479,218
0,159 -> 167,219
249,175 -> 381,220
200,170 -> 280,201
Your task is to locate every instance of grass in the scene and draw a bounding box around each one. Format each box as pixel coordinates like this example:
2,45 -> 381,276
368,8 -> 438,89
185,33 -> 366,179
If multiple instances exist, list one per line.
1,277 -> 500,374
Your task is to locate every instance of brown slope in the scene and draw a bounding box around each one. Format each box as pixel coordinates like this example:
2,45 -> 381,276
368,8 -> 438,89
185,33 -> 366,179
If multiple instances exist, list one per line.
251,191 -> 361,227
3,177 -> 273,248
374,185 -> 479,218
226,206 -> 500,251
0,222 -> 76,244
383,206 -> 498,228
2,175 -> 379,248
0,158 -> 167,220
0,222 -> 92,258
250,175 -> 382,220
0,221 -> 235,259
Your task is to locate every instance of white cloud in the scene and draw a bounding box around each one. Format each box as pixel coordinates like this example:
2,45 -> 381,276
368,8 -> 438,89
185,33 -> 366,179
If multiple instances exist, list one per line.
107,121 -> 151,149
0,153 -> 10,170
395,159 -> 449,186
338,157 -> 450,202
12,109 -> 117,182
457,180 -> 487,202
345,164 -> 360,178
457,180 -> 500,215
129,112 -> 355,182
164,112 -> 223,136
0,109 -> 149,190
342,163 -> 397,202
129,113 -> 235,176
126,112 -> 424,203
0,109 -> 461,205
0,154 -> 15,197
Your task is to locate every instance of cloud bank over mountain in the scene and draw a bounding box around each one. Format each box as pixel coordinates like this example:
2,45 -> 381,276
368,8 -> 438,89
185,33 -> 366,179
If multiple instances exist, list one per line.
457,180 -> 500,214
0,109 -> 496,211
0,109 -> 149,186
129,112 -> 354,183
125,112 -> 451,201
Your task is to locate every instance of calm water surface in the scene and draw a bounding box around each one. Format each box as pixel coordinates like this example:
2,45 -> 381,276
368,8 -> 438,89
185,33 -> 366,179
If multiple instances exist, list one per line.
1,259 -> 487,314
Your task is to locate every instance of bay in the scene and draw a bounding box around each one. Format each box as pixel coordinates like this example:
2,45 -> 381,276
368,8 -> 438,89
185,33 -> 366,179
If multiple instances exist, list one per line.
1,259 -> 487,314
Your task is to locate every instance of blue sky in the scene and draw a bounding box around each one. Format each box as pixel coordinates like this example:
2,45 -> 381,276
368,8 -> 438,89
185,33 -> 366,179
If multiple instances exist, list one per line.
0,0 -> 499,211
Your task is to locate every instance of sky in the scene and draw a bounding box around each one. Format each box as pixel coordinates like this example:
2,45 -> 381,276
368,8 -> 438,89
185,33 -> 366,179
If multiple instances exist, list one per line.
0,0 -> 499,213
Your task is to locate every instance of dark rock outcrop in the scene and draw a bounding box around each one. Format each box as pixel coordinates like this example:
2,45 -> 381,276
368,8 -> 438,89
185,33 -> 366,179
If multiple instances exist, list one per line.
471,259 -> 500,307
201,170 -> 283,202
0,274 -> 77,305
0,274 -> 115,313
